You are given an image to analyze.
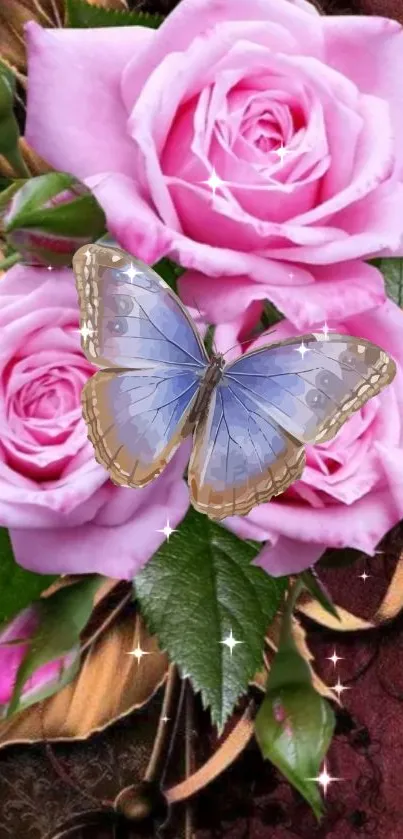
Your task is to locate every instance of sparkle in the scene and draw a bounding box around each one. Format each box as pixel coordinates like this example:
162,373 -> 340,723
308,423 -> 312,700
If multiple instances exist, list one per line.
202,168 -> 225,196
359,570 -> 371,582
157,519 -> 177,541
321,321 -> 331,340
123,263 -> 141,282
327,649 -> 344,668
273,142 -> 292,167
127,643 -> 150,664
161,715 -> 170,723
221,629 -> 243,656
295,341 -> 309,359
332,677 -> 351,700
79,323 -> 94,342
307,762 -> 342,796
47,265 -> 53,271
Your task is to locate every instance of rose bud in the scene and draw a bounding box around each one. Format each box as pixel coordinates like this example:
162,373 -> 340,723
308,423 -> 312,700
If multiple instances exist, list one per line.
0,606 -> 79,716
1,172 -> 106,267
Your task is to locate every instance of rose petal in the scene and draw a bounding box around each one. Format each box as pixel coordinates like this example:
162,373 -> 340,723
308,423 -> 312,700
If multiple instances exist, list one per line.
25,22 -> 155,178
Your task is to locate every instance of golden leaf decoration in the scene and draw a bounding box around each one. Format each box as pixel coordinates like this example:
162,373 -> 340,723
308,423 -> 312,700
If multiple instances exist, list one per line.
298,552 -> 403,631
0,611 -> 169,748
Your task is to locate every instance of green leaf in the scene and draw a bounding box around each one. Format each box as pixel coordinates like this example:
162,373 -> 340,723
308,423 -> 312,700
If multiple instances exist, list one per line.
371,257 -> 403,307
300,569 -> 340,621
0,528 -> 57,628
66,0 -> 163,28
255,581 -> 335,818
9,575 -> 104,715
153,258 -> 185,292
135,509 -> 287,729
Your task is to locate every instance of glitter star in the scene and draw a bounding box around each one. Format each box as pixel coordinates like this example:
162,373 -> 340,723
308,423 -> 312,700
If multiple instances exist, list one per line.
127,643 -> 150,663
295,341 -> 309,359
47,265 -> 53,271
308,762 -> 342,796
79,323 -> 94,341
221,629 -> 243,656
359,570 -> 371,582
161,715 -> 170,723
332,677 -> 351,700
202,168 -> 225,196
273,142 -> 292,167
124,263 -> 141,282
327,649 -> 344,668
157,519 -> 177,541
321,321 -> 332,340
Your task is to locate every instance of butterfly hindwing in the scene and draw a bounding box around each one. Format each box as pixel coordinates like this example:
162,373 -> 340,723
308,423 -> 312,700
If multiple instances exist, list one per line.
188,382 -> 305,520
82,368 -> 201,486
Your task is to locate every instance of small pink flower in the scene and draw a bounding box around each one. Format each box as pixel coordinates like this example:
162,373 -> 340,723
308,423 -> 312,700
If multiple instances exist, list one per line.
0,264 -> 189,579
24,0 -> 403,325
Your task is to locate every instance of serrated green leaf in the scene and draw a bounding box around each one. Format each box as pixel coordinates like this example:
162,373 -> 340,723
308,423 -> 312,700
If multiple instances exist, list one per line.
0,528 -> 57,628
66,0 -> 163,28
300,569 -> 340,621
135,509 -> 287,730
9,575 -> 104,715
371,257 -> 403,307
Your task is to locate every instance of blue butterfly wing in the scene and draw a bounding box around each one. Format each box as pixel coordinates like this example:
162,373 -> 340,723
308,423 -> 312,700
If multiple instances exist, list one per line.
188,382 -> 305,520
74,244 -> 207,485
189,333 -> 395,519
73,244 -> 208,369
226,334 -> 395,444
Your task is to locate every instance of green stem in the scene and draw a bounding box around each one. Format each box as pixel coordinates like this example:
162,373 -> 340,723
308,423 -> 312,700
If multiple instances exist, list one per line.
279,578 -> 304,649
0,252 -> 19,270
4,148 -> 30,179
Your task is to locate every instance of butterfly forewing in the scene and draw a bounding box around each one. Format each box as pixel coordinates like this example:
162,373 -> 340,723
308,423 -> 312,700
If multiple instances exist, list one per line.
74,244 -> 208,487
225,334 -> 396,444
73,244 -> 208,369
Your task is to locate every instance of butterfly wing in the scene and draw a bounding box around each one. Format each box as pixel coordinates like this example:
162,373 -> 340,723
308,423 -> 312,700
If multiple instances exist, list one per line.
74,244 -> 208,486
188,383 -> 305,520
225,334 -> 396,444
189,334 -> 395,519
73,244 -> 208,369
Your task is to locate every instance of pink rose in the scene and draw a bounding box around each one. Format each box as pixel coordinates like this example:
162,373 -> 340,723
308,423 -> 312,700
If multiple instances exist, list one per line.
24,0 -> 403,325
0,265 -> 189,579
0,607 -> 77,714
208,298 -> 403,576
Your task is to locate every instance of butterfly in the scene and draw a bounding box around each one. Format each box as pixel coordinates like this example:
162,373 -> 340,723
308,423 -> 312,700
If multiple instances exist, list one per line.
73,244 -> 396,521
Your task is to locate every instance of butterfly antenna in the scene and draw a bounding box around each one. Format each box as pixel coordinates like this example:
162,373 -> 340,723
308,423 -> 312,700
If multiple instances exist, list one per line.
189,294 -> 219,355
222,326 -> 279,359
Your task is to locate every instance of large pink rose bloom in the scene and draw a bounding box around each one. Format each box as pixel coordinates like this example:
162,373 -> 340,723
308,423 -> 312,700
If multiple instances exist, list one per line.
213,299 -> 403,576
0,266 -> 189,578
24,0 -> 403,325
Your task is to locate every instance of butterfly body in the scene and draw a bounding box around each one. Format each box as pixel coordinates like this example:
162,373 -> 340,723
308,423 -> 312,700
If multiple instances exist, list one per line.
74,244 -> 396,521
